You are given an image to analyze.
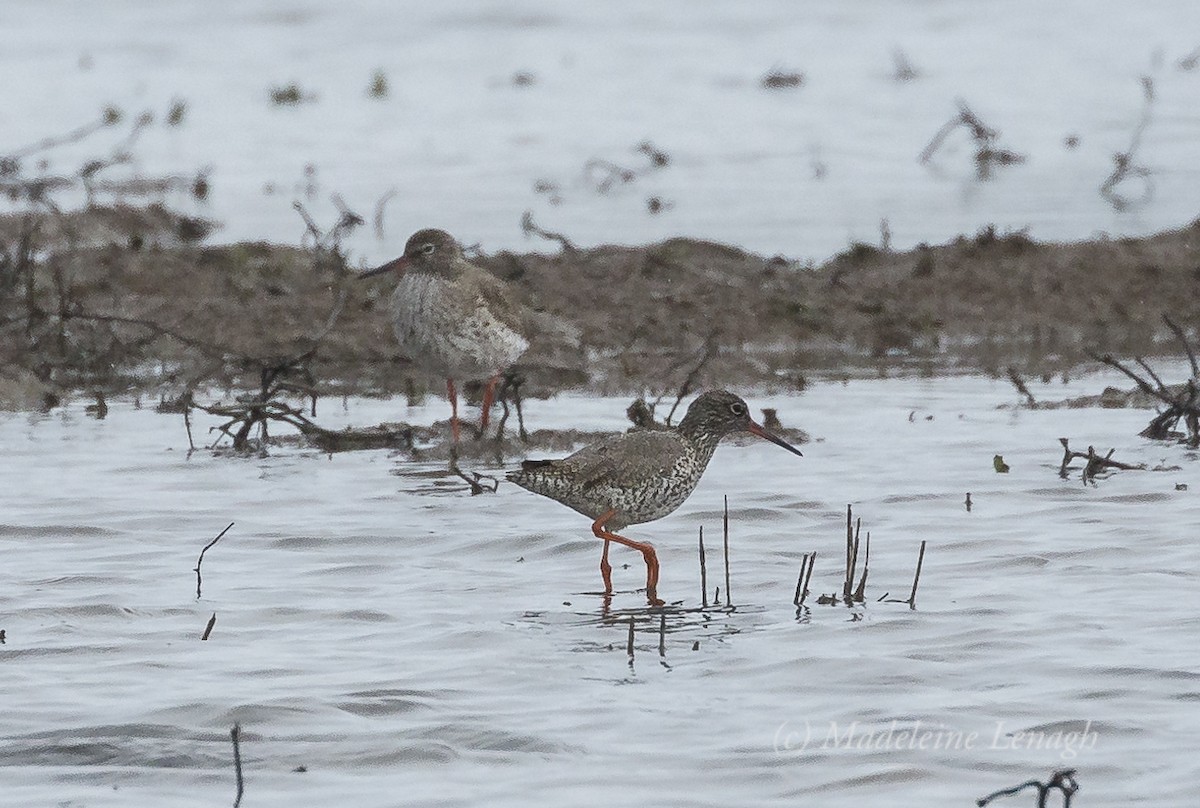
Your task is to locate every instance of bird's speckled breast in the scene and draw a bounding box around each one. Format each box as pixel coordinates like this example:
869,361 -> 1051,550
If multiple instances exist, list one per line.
390,274 -> 528,379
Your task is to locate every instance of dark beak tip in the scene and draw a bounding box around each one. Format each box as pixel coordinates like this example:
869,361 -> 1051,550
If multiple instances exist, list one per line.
748,421 -> 804,457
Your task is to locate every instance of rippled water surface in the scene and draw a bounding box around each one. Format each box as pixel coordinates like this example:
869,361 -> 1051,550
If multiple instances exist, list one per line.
4,371 -> 1200,806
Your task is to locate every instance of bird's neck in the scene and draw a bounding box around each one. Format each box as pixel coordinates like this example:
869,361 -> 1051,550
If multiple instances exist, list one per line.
677,419 -> 725,458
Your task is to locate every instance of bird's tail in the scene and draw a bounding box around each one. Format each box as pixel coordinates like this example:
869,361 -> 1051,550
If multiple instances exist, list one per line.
505,458 -> 558,486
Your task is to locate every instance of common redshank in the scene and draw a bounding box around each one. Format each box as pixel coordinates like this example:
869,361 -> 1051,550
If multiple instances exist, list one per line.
360,228 -> 529,444
507,390 -> 803,605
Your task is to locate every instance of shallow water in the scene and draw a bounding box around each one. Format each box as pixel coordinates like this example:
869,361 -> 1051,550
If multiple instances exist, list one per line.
3,370 -> 1200,805
4,1 -> 1200,263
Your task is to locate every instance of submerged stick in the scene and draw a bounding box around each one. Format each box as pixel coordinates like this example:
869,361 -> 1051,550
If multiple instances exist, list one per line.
658,612 -> 666,657
201,613 -> 216,641
231,723 -> 245,808
908,540 -> 927,609
626,615 -> 635,660
699,526 -> 708,608
723,495 -> 731,607
194,522 -> 235,599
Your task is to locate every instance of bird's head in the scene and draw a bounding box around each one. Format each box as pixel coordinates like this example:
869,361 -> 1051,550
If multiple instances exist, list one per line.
359,228 -> 462,280
679,390 -> 803,456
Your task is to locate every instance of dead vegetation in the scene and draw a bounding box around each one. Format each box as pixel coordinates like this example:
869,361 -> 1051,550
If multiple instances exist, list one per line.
976,769 -> 1078,808
1083,314 -> 1200,446
1101,76 -> 1157,210
9,208 -> 1200,414
919,99 -> 1025,179
1057,438 -> 1146,484
792,505 -> 928,611
6,106 -> 1200,421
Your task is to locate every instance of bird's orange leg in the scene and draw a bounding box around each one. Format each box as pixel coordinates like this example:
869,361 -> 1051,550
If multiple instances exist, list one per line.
599,539 -> 613,594
591,509 -> 664,606
446,379 -> 460,444
479,373 -> 501,431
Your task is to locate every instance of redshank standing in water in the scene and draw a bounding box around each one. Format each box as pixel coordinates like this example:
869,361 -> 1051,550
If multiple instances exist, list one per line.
360,229 -> 529,444
507,390 -> 803,605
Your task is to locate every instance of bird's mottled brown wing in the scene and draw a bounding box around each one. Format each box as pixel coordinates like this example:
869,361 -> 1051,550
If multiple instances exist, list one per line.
454,263 -> 529,337
557,429 -> 687,492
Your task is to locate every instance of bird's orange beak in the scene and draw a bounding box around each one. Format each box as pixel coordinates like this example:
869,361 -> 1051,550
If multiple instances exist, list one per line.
359,255 -> 409,279
747,420 -> 804,457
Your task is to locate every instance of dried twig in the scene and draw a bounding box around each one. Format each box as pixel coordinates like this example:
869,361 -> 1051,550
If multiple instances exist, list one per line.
793,553 -> 808,607
1006,367 -> 1037,407
907,541 -> 927,609
664,333 -> 719,425
194,522 -> 234,599
1058,438 -> 1145,482
201,613 -> 216,641
919,99 -> 1024,178
1100,76 -> 1156,209
852,532 -> 870,602
230,724 -> 245,808
843,505 -> 855,601
976,769 -> 1078,807
699,526 -> 708,608
1163,314 -> 1199,379
722,495 -> 732,608
583,158 -> 637,193
801,553 -> 815,605
449,462 -> 499,496
519,210 -> 576,253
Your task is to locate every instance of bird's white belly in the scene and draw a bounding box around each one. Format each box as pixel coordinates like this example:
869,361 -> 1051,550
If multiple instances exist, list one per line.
390,275 -> 527,379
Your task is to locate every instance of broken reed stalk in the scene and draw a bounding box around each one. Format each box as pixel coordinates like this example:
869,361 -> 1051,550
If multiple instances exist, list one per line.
201,613 -> 217,641
194,522 -> 234,599
852,531 -> 870,602
722,495 -> 732,607
793,552 -> 809,607
802,553 -> 816,605
907,540 -> 927,609
658,611 -> 666,658
843,505 -> 852,597
846,517 -> 862,602
231,723 -> 245,808
842,505 -> 858,601
626,615 -> 635,660
698,526 -> 708,608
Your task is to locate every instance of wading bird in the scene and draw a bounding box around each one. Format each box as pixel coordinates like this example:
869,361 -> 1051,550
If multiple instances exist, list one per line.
507,390 -> 803,605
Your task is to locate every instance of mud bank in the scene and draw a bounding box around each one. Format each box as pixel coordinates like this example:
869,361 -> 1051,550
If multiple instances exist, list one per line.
2,205 -> 1199,408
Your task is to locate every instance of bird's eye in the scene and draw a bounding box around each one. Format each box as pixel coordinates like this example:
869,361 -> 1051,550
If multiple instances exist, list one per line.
730,402 -> 746,416
421,243 -> 435,255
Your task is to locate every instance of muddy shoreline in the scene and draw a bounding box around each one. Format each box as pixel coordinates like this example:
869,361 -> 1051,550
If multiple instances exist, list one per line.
2,205 -> 1199,410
